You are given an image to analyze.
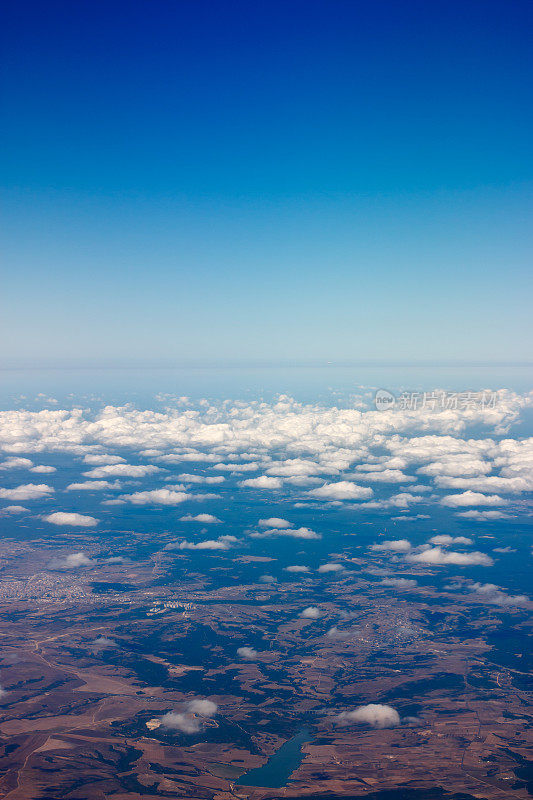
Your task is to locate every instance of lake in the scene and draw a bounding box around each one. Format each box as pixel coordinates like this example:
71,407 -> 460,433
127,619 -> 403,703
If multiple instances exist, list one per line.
235,728 -> 313,788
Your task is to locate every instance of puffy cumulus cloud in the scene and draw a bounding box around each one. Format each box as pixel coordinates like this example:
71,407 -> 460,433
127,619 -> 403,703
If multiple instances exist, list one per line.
457,510 -> 510,521
468,582 -> 528,606
354,469 -> 414,483
159,451 -> 220,464
49,552 -> 95,570
493,546 -> 516,553
380,577 -> 417,589
84,464 -> 161,478
318,563 -> 344,573
30,465 -> 56,474
406,546 -> 493,567
114,489 -> 217,506
0,457 -> 34,469
284,475 -> 322,487
334,704 -> 400,729
371,539 -> 411,553
361,492 -> 425,510
161,714 -> 199,732
43,512 -> 99,527
187,698 -> 218,717
251,526 -> 321,540
301,606 -> 321,619
91,635 -> 117,649
307,481 -> 373,501
237,646 -> 258,660
285,565 -> 310,573
429,535 -> 473,546
434,474 -> 533,494
168,535 -> 237,551
0,484 -> 54,501
66,480 -> 121,491
160,698 -> 218,734
175,473 -> 225,485
179,513 -> 222,523
0,505 -> 28,515
440,491 -> 506,507
0,392 -> 527,461
214,461 -> 261,472
259,574 -> 277,583
265,459 -> 331,477
239,476 -> 283,490
417,457 -> 492,478
327,626 -> 350,640
83,454 -> 125,465
258,517 -> 292,528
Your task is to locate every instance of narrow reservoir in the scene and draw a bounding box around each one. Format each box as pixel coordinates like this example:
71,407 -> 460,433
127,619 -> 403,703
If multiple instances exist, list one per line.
235,728 -> 313,788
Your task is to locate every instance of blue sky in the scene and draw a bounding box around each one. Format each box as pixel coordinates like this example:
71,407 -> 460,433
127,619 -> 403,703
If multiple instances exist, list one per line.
2,0 -> 532,363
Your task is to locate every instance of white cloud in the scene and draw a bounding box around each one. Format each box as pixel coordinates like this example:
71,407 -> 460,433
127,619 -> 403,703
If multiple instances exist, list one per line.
237,646 -> 258,660
29,465 -> 56,474
84,464 -> 161,478
0,457 -> 34,470
83,454 -> 126,465
371,539 -> 412,553
285,565 -> 310,573
440,491 -> 506,507
179,513 -> 222,523
435,474 -> 533,494
0,484 -> 54,501
265,459 -> 330,477
334,704 -> 400,729
0,392 -> 527,466
187,699 -> 218,716
457,510 -> 510,521
417,457 -> 492,478
49,552 -> 94,569
160,712 -> 202,734
406,546 -> 493,567
327,626 -> 350,640
169,535 -> 238,551
362,492 -> 425,510
43,512 -> 99,527
160,699 -> 218,734
115,489 -> 217,506
251,526 -> 321,540
380,577 -> 417,589
66,480 -> 121,491
301,606 -> 321,619
175,473 -> 225,485
91,635 -> 117,649
239,476 -> 283,489
354,469 -> 414,483
469,582 -> 528,607
0,505 -> 28,515
429,535 -> 473,546
307,481 -> 373,501
214,462 -> 260,472
318,563 -> 344,573
258,517 -> 292,528
259,574 -> 277,583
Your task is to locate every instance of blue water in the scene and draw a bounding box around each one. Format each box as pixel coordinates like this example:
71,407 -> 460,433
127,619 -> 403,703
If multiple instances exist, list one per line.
235,728 -> 314,787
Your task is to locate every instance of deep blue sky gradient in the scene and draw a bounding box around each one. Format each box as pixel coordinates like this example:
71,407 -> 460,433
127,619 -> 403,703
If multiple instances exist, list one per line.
2,0 -> 532,362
